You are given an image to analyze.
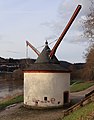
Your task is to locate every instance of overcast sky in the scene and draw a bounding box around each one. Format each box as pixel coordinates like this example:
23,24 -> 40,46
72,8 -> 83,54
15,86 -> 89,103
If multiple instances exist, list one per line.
0,0 -> 91,63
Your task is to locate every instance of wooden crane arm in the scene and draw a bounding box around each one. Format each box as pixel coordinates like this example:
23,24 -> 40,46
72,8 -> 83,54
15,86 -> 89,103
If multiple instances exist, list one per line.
49,5 -> 82,59
26,41 -> 40,56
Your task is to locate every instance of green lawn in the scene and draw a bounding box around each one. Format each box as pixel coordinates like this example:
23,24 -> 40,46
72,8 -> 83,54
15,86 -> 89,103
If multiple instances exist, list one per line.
0,95 -> 23,110
63,102 -> 94,120
70,81 -> 94,92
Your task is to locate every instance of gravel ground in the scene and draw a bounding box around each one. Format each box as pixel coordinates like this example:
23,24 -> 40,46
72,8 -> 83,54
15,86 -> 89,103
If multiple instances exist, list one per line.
1,86 -> 94,120
0,103 -> 64,120
0,94 -> 81,120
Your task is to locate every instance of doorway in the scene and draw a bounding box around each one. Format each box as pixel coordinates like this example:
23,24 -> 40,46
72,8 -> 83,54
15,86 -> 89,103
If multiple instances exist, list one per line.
63,91 -> 69,104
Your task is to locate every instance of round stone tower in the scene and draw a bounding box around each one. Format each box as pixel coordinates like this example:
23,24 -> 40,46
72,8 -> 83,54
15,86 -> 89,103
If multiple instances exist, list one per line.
24,41 -> 70,108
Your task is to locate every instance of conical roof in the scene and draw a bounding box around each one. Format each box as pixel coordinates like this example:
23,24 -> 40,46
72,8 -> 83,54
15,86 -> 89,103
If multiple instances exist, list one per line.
35,41 -> 59,64
25,41 -> 70,72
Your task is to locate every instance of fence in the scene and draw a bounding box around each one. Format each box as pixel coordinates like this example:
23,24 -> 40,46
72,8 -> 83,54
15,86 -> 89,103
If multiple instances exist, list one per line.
62,93 -> 94,118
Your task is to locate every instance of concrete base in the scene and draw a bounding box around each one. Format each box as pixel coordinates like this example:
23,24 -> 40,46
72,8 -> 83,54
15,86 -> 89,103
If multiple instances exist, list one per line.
23,103 -> 70,110
23,104 -> 64,110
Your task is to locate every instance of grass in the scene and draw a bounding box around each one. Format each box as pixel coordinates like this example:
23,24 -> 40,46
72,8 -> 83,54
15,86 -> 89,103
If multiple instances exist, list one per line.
70,81 -> 94,92
70,80 -> 81,85
0,95 -> 23,110
63,102 -> 94,120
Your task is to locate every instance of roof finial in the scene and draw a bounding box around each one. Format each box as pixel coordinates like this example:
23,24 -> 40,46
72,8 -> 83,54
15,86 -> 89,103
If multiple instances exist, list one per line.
45,40 -> 48,46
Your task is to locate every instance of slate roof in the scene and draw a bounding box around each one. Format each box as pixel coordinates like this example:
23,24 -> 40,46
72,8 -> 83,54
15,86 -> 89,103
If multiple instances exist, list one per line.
35,41 -> 59,64
25,41 -> 70,72
25,63 -> 69,72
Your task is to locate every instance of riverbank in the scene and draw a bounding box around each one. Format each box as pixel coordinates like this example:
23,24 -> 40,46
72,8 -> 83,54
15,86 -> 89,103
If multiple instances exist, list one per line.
0,93 -> 23,111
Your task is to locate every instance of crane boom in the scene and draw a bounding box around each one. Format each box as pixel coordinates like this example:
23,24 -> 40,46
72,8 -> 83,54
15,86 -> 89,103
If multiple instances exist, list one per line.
49,5 -> 82,58
26,41 -> 40,56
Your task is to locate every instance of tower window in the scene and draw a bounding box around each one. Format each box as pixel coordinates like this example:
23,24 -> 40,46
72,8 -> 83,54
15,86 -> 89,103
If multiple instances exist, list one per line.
44,97 -> 47,101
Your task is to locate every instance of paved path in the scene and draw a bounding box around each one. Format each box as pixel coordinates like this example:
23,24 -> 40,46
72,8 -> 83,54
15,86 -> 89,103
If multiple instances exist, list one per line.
0,85 -> 94,120
70,85 -> 94,103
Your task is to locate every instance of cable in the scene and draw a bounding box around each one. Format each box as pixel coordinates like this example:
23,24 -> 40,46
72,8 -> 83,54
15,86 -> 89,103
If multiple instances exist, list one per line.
36,39 -> 57,49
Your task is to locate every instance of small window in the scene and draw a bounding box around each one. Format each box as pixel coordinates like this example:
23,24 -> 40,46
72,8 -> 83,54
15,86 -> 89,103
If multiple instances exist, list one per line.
44,97 -> 47,101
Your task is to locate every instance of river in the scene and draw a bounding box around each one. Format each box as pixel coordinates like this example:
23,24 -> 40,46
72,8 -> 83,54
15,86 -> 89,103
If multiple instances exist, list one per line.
0,78 -> 23,101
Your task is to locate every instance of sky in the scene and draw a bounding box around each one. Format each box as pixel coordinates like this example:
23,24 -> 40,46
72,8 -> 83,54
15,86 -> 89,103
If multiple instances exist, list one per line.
0,0 -> 92,63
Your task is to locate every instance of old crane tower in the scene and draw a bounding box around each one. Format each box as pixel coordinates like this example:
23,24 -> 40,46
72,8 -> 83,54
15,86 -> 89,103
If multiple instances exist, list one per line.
24,5 -> 82,108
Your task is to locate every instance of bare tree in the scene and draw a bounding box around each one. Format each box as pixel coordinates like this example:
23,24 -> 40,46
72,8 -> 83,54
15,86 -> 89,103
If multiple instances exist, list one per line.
82,0 -> 94,81
83,0 -> 94,42
83,45 -> 94,80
